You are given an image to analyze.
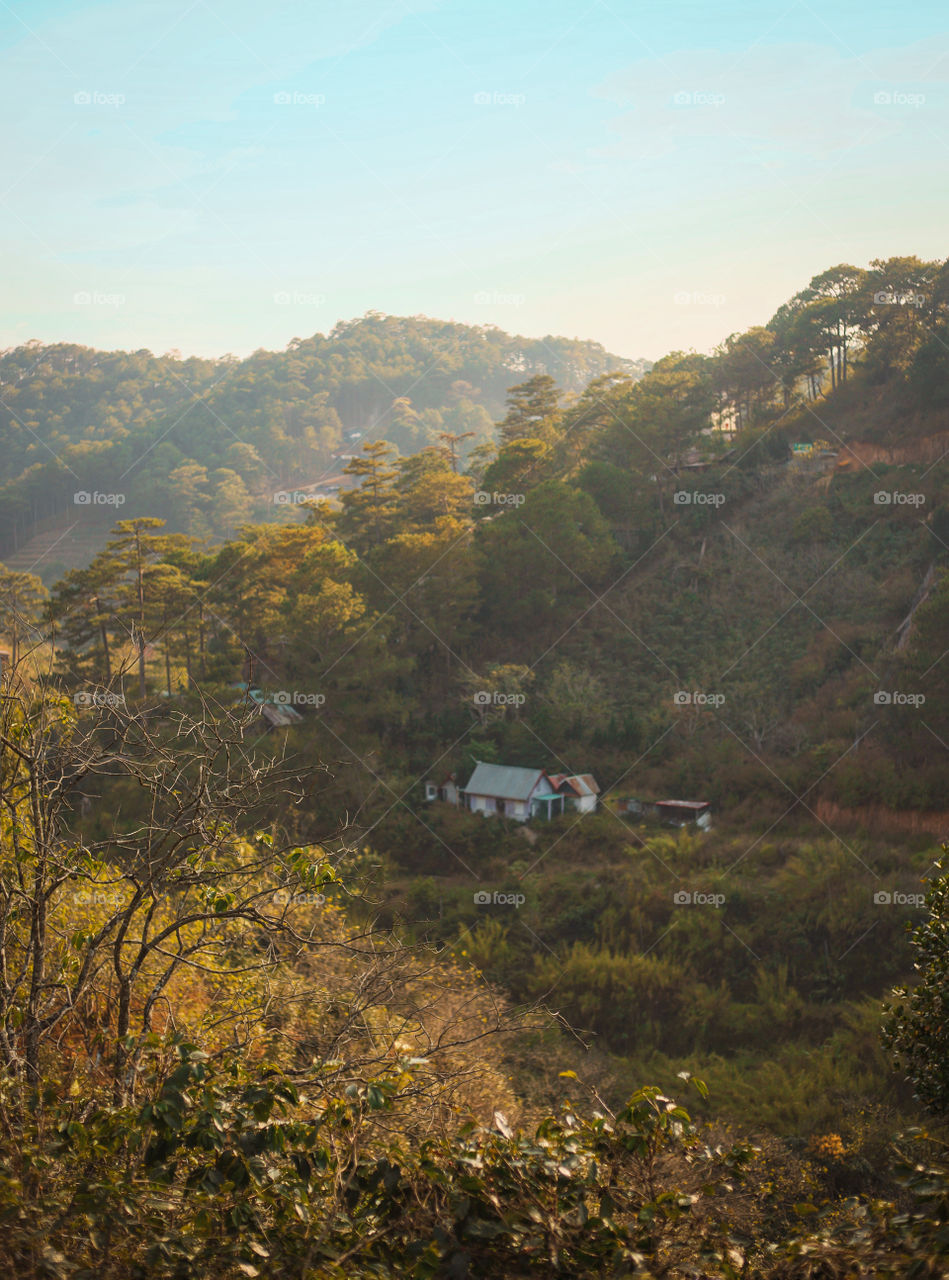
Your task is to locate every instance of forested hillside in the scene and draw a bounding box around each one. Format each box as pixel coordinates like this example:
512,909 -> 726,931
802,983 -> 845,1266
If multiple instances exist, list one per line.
0,314 -> 645,569
2,255 -> 949,1275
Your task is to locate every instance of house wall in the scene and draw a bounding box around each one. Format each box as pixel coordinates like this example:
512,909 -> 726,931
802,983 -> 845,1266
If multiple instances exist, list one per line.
468,794 -> 530,821
525,780 -> 547,818
425,782 -> 461,805
571,794 -> 597,814
468,794 -> 495,816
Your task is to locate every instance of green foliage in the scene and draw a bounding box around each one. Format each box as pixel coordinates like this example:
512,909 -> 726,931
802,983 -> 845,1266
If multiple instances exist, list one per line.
4,1043 -> 949,1277
0,565 -> 47,664
0,1057 -> 755,1278
0,320 -> 640,564
7,256 -> 949,1276
884,846 -> 949,1115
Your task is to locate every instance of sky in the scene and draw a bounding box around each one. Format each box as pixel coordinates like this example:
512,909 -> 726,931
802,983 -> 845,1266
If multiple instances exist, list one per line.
1,0 -> 948,363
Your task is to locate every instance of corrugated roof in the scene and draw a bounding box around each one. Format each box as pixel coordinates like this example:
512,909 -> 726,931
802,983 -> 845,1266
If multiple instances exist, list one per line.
549,773 -> 600,797
463,762 -> 547,801
657,799 -> 710,810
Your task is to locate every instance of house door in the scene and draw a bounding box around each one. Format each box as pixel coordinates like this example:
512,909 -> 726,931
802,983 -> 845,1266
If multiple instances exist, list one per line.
496,799 -> 505,816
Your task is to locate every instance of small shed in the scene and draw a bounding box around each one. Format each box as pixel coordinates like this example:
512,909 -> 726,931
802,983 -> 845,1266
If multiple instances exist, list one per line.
549,773 -> 600,813
232,685 -> 304,730
424,773 -> 461,806
656,799 -> 712,829
624,797 -> 712,829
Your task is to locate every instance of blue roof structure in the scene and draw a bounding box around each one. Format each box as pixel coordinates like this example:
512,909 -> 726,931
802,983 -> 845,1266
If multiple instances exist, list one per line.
463,762 -> 547,801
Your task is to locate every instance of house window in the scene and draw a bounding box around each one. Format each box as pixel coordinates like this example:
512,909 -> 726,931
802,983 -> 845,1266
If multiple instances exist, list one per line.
425,783 -> 437,801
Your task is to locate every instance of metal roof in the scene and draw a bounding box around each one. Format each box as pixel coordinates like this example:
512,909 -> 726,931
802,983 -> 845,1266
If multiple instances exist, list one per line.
548,773 -> 600,797
656,799 -> 710,810
463,762 -> 547,801
569,773 -> 600,796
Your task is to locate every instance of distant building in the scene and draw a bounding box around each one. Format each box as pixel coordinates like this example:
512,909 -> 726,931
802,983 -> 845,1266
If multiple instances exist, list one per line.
425,762 -> 601,821
257,701 -> 304,729
677,448 -> 713,472
232,684 -> 304,730
625,798 -> 712,830
548,773 -> 600,814
461,762 -> 565,822
790,440 -> 837,468
424,773 -> 461,806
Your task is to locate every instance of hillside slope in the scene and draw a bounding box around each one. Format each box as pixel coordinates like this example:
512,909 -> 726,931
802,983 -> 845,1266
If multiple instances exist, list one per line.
0,315 -> 646,570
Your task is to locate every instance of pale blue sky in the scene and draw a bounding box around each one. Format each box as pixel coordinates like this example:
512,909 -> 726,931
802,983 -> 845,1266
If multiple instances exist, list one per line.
2,0 -> 948,361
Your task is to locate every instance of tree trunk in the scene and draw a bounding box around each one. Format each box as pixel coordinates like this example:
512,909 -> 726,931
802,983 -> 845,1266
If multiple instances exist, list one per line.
137,631 -> 147,700
135,527 -> 147,699
94,595 -> 112,683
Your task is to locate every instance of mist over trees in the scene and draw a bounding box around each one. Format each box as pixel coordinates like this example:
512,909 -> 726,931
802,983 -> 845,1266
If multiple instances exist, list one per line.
0,314 -> 647,561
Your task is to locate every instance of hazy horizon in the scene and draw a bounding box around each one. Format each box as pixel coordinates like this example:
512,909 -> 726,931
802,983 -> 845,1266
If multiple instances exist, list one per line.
2,1 -> 948,361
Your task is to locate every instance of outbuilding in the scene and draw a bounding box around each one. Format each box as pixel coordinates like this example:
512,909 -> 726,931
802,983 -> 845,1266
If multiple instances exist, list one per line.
624,797 -> 712,829
424,773 -> 461,806
548,773 -> 600,813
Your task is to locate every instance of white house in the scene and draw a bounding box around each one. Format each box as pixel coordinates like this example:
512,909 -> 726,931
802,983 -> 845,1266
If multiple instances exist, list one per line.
461,762 -> 565,822
424,773 -> 461,806
548,773 -> 600,814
